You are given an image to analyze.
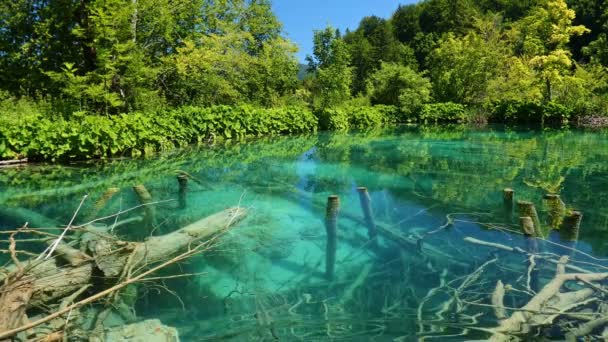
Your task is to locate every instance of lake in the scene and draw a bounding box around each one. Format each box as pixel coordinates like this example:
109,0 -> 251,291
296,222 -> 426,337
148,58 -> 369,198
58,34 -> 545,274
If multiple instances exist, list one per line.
1,125 -> 608,340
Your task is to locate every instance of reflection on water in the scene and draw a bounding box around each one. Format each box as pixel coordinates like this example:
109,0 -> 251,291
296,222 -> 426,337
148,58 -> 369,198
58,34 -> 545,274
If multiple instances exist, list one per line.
1,125 -> 608,340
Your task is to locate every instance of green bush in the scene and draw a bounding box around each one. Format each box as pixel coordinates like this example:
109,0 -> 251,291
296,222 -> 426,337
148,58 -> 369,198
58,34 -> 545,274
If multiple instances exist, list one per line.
420,102 -> 467,123
489,101 -> 572,124
346,106 -> 385,129
0,105 -> 317,161
316,107 -> 349,131
316,105 -> 400,131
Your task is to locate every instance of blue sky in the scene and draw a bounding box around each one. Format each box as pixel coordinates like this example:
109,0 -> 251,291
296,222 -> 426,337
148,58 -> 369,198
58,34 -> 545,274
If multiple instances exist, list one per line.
272,0 -> 418,63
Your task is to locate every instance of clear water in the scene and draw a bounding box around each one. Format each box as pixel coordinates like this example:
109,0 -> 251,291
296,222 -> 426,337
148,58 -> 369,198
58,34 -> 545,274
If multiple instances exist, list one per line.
1,125 -> 608,340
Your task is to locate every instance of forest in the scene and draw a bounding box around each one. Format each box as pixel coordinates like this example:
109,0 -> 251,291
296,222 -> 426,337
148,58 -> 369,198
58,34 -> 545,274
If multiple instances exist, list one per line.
1,0 -> 608,161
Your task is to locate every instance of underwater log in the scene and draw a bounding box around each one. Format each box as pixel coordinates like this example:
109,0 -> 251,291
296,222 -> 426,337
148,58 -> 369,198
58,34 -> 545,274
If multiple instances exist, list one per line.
132,184 -> 157,230
544,194 -> 566,229
87,187 -> 120,221
0,207 -> 59,229
517,201 -> 543,238
489,257 -> 608,341
503,188 -> 514,223
357,187 -> 378,245
0,207 -> 247,316
177,175 -> 188,210
491,280 -> 507,320
560,211 -> 583,242
325,195 -> 340,280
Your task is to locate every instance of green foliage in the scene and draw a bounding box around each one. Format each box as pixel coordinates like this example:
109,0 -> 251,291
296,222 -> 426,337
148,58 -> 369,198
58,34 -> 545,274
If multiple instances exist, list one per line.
343,16 -> 417,95
420,103 -> 468,123
0,105 -> 317,161
428,22 -> 507,104
316,107 -> 350,131
306,26 -> 353,109
489,101 -> 573,124
0,0 -> 299,113
316,105 -> 399,131
367,62 -> 432,118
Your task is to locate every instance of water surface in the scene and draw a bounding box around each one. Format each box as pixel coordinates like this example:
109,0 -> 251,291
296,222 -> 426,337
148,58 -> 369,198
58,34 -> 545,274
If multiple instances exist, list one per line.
2,126 -> 608,340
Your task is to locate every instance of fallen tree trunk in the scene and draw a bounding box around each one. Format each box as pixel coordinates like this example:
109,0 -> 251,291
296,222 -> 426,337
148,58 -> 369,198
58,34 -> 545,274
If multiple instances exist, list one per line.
0,207 -> 247,337
489,256 -> 608,341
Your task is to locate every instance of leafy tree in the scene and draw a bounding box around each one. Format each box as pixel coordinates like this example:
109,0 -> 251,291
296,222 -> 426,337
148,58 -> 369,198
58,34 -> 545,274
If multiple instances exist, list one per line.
476,0 -> 541,21
427,17 -> 507,104
306,26 -> 353,109
392,4 -> 423,43
344,16 -> 417,95
419,0 -> 478,34
367,62 -> 432,116
513,0 -> 590,102
581,3 -> 608,65
566,0 -> 607,62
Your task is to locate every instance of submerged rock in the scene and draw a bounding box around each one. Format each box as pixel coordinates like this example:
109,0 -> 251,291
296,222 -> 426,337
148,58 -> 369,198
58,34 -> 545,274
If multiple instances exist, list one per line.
98,319 -> 179,342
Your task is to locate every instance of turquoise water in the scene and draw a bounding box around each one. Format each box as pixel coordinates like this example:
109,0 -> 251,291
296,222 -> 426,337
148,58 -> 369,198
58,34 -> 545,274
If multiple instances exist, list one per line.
1,126 -> 608,340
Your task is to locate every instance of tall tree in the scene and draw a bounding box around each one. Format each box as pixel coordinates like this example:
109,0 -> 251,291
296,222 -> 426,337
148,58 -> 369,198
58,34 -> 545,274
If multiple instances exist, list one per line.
306,26 -> 352,108
514,0 -> 590,102
427,16 -> 507,104
392,4 -> 423,43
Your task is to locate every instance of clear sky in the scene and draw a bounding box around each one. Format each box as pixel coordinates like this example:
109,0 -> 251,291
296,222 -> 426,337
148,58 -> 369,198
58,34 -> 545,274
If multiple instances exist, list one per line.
272,0 -> 418,63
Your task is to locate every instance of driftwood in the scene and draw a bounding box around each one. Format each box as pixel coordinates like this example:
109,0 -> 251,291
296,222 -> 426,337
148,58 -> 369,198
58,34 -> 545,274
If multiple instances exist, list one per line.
490,256 -> 608,341
461,236 -> 608,341
0,158 -> 28,166
0,206 -> 247,339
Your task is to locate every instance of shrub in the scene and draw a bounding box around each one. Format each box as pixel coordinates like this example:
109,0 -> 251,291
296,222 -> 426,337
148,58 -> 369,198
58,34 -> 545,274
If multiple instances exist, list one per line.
316,107 -> 349,131
316,105 -> 400,131
489,100 -> 572,124
367,62 -> 432,120
0,105 -> 317,161
420,102 -> 467,123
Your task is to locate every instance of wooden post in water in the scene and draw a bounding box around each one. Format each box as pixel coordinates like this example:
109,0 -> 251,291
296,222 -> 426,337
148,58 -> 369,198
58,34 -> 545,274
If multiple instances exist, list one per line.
544,194 -> 566,229
177,175 -> 188,210
357,187 -> 378,246
325,195 -> 340,280
517,201 -> 543,238
519,216 -> 536,237
560,211 -> 582,242
503,188 -> 514,223
133,184 -> 157,230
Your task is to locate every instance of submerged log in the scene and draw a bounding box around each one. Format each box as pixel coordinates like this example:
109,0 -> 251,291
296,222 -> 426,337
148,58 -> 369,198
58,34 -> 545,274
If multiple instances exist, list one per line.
0,207 -> 59,229
0,207 -> 247,315
357,187 -> 378,246
0,277 -> 33,335
490,257 -> 608,341
325,196 -> 340,280
491,280 -> 507,320
133,184 -> 157,231
87,187 -> 120,221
